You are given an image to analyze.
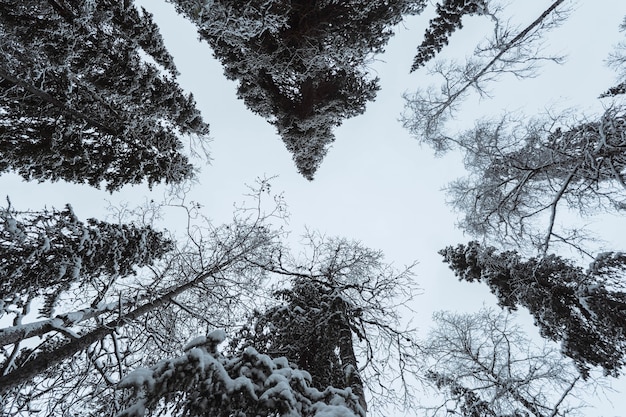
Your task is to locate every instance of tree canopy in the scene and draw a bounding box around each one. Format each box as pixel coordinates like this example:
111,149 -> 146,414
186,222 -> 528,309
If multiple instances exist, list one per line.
231,233 -> 421,413
444,107 -> 626,254
169,0 -> 426,178
117,330 -> 362,417
421,308 -> 586,417
0,0 -> 209,191
0,201 -> 173,316
440,241 -> 626,378
1,1 -> 625,416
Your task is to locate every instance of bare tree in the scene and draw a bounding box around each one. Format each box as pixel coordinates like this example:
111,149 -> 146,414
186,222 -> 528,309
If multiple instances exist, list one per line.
402,4 -> 626,255
402,0 -> 569,152
602,16 -> 626,98
420,308 -> 593,417
444,107 -> 626,254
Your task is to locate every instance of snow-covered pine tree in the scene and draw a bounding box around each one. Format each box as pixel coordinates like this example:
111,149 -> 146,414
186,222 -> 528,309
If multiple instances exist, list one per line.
0,184 -> 285,415
0,202 -> 173,317
411,0 -> 488,71
116,330 -> 361,417
234,278 -> 365,414
440,241 -> 626,378
0,0 -> 209,191
169,0 -> 426,179
229,233 -> 422,415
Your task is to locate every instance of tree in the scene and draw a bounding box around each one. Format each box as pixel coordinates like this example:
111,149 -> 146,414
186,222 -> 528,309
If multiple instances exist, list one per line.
443,107 -> 626,254
0,183 -> 284,416
169,0 -> 426,179
420,308 -> 587,417
0,0 -> 209,191
403,8 -> 626,254
0,195 -> 422,416
116,330 -> 361,417
440,241 -> 626,378
231,232 -> 422,415
602,16 -> 626,98
0,201 -> 173,317
411,0 -> 488,71
402,0 -> 568,151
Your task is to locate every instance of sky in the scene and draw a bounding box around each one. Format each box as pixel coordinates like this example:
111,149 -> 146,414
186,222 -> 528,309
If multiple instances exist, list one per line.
1,0 -> 626,414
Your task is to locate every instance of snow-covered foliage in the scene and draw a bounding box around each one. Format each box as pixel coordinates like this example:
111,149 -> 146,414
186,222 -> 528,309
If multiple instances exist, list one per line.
170,0 -> 426,179
411,0 -> 488,71
231,232 -> 422,414
440,241 -> 626,378
436,107 -> 626,254
403,0 -> 569,153
0,185 -> 287,416
0,0 -> 209,191
117,329 -> 360,417
0,202 -> 172,316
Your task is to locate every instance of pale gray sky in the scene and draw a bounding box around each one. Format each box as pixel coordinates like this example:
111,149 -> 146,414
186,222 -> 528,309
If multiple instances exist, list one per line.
1,0 -> 625,414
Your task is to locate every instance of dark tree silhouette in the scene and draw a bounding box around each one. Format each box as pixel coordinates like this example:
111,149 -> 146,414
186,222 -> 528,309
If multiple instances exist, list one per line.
440,241 -> 626,378
0,0 -> 209,191
170,0 -> 426,179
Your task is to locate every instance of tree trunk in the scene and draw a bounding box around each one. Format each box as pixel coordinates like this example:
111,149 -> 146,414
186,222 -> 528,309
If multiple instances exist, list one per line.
0,300 -> 137,347
337,317 -> 367,417
0,259 -> 233,392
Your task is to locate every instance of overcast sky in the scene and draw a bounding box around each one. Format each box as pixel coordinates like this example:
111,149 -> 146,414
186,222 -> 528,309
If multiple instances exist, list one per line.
1,0 -> 625,414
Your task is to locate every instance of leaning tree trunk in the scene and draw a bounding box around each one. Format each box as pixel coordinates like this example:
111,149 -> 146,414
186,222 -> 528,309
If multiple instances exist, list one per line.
0,258 -> 236,392
0,300 -> 138,348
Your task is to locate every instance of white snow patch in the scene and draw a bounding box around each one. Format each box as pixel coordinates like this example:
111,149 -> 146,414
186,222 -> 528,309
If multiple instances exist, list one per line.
207,329 -> 226,343
118,368 -> 155,391
183,335 -> 207,351
311,403 -> 358,417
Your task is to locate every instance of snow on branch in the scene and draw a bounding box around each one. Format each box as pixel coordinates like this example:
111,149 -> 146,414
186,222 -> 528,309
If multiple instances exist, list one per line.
117,330 -> 361,417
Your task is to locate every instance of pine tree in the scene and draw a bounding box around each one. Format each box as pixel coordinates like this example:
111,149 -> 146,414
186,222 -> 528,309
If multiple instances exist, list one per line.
229,234 -> 422,415
411,0 -> 488,71
0,202 -> 173,316
0,0 -> 209,191
236,279 -> 359,403
439,241 -> 626,378
116,330 -> 361,417
0,184 -> 285,415
170,0 -> 426,179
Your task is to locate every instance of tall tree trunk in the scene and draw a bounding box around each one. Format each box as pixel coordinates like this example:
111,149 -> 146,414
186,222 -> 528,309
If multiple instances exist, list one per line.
337,316 -> 367,417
